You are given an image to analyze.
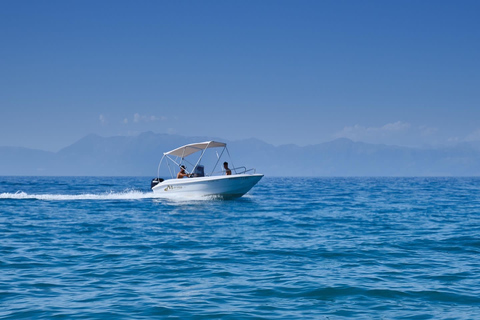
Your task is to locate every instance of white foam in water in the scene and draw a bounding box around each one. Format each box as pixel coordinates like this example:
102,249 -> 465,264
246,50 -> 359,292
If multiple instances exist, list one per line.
0,190 -> 226,202
0,190 -> 155,201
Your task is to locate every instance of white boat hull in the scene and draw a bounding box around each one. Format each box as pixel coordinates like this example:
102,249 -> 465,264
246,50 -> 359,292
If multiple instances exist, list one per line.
152,174 -> 263,199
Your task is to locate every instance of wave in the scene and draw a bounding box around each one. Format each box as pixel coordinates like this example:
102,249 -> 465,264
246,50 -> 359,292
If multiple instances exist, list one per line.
0,190 -> 154,201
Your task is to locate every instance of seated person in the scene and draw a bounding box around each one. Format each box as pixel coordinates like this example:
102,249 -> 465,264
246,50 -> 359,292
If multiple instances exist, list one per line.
223,162 -> 232,175
177,165 -> 190,179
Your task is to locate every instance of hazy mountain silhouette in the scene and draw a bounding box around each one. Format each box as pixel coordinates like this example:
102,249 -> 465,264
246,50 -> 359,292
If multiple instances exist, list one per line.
1,133 -> 480,176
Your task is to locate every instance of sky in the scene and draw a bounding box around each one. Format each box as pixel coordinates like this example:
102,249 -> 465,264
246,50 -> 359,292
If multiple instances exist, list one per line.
1,0 -> 479,151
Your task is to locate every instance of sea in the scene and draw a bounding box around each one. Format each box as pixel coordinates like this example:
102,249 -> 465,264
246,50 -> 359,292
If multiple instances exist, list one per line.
1,176 -> 479,319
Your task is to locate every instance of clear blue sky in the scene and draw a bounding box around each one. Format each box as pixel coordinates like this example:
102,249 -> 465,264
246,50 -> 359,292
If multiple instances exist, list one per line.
1,0 -> 479,151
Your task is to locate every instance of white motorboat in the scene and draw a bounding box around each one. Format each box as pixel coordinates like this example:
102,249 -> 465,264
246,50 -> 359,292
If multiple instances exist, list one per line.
151,141 -> 263,199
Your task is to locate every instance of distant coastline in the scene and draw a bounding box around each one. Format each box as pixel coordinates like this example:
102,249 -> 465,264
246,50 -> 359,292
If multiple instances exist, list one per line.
1,132 -> 480,177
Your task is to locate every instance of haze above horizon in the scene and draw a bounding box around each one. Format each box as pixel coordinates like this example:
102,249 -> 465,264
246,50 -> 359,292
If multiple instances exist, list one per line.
1,1 -> 479,151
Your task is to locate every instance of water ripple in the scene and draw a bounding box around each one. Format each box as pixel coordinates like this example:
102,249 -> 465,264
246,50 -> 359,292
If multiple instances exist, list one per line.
1,177 -> 480,319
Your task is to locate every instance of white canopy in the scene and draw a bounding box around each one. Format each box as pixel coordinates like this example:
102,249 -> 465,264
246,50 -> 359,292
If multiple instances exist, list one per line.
164,141 -> 227,158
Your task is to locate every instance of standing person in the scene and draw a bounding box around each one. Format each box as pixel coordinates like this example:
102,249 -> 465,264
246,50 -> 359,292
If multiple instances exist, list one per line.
223,162 -> 232,175
177,165 -> 190,179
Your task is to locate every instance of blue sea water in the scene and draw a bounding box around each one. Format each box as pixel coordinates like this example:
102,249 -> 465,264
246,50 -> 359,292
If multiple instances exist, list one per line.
1,176 -> 480,319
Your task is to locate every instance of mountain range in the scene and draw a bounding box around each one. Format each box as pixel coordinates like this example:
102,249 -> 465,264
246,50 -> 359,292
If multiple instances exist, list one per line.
1,132 -> 480,176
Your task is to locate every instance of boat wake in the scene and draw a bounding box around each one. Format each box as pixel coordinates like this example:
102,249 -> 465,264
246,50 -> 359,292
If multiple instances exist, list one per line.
0,190 -> 154,201
0,190 -> 232,202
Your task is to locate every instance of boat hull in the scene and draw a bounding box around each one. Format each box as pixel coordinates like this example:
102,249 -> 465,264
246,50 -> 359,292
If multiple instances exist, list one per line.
152,174 -> 263,199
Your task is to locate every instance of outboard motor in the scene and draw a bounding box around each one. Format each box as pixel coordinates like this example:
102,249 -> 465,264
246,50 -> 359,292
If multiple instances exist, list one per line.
151,178 -> 164,189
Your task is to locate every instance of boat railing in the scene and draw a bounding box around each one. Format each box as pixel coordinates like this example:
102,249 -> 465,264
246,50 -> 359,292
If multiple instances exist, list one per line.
209,167 -> 256,176
243,168 -> 257,174
234,166 -> 247,174
234,166 -> 257,174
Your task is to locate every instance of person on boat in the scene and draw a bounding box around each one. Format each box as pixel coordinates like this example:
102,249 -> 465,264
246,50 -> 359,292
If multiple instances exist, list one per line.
223,162 -> 232,175
177,165 -> 190,179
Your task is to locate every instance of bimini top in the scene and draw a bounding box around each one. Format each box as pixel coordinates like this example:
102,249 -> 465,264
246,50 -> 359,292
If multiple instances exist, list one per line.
164,141 -> 227,158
